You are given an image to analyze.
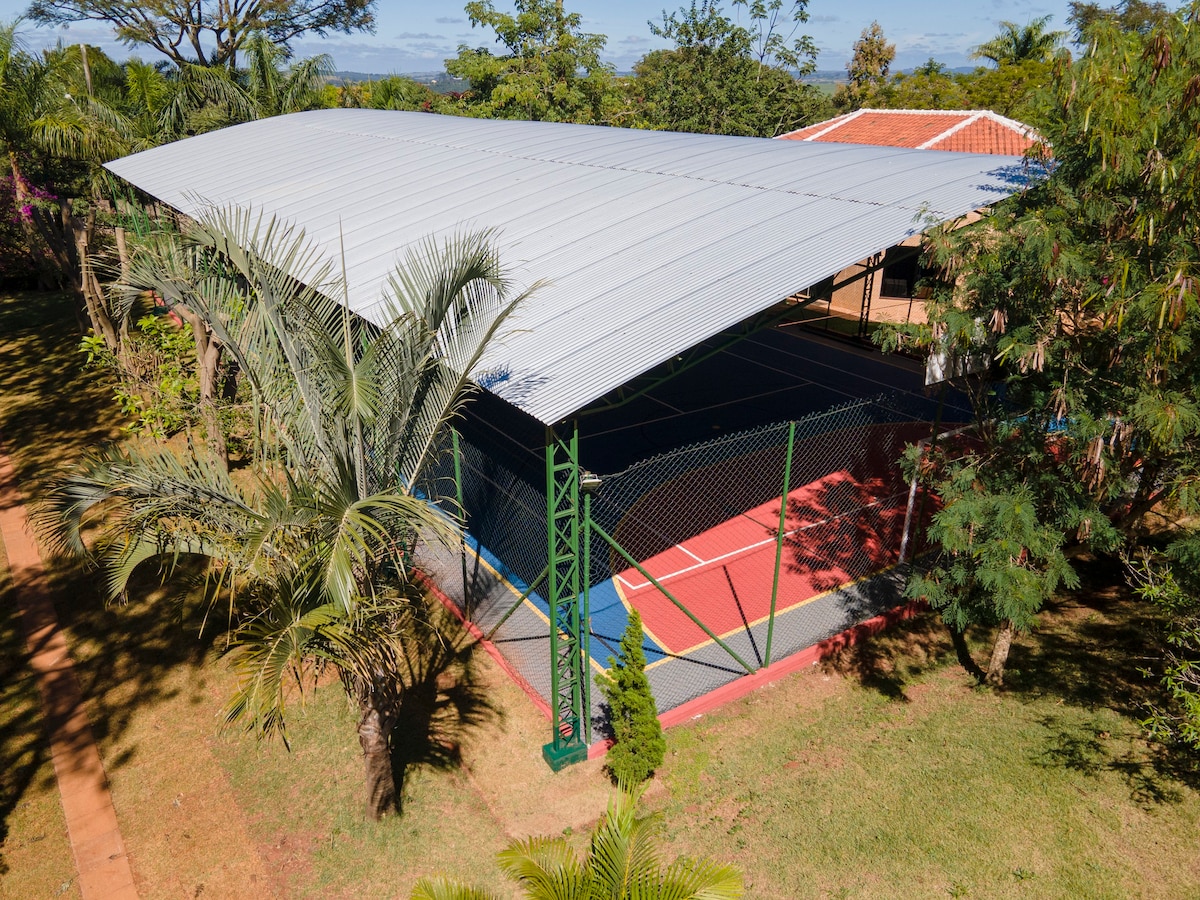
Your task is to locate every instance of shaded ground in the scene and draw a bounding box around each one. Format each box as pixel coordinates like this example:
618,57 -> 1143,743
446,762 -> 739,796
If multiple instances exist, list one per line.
3,288 -> 1200,899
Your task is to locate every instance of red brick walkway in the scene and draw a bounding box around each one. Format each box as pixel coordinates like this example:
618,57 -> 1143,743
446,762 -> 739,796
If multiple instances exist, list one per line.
0,440 -> 138,900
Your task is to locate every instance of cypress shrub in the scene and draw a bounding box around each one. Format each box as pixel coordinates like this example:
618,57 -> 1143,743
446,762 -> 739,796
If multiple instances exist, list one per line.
598,608 -> 665,784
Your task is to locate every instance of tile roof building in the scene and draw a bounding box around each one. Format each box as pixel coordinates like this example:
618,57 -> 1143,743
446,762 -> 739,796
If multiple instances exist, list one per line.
775,109 -> 1039,345
778,108 -> 1040,156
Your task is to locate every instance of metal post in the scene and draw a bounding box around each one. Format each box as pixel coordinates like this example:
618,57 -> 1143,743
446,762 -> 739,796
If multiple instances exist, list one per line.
764,420 -> 796,667
542,423 -> 589,770
591,522 -> 756,674
580,487 -> 595,744
451,428 -> 470,614
858,252 -> 880,338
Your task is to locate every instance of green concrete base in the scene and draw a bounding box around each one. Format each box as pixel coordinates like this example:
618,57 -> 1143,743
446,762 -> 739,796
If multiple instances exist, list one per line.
542,740 -> 588,771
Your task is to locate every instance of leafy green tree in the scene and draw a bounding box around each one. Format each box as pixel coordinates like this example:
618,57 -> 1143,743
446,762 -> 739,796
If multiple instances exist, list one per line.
1,19 -> 62,215
33,57 -> 258,167
833,20 -> 893,112
903,441 -> 1084,684
960,58 -> 1057,123
598,608 -> 665,784
25,0 -> 376,70
630,0 -> 828,136
1127,532 -> 1200,751
41,211 -> 537,819
970,15 -> 1067,65
885,3 -> 1200,687
876,68 -> 969,111
411,786 -> 744,899
360,75 -> 450,113
1068,0 -> 1173,39
34,32 -> 333,171
445,0 -> 618,123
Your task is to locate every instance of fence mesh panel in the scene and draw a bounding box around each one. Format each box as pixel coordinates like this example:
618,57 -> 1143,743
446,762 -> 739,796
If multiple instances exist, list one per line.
418,391 -> 941,723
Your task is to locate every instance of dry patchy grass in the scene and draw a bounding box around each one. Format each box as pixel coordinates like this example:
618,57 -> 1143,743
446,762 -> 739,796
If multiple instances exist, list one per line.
4,288 -> 1200,900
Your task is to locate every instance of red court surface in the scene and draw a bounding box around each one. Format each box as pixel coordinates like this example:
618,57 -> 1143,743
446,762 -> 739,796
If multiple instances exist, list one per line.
614,469 -> 908,654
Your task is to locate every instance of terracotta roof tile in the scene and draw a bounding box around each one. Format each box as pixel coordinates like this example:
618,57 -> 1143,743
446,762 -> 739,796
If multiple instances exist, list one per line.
928,117 -> 1037,155
778,109 -> 1039,156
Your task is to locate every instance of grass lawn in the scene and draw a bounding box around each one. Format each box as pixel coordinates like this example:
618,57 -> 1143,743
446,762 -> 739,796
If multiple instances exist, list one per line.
652,605 -> 1200,898
2,287 -> 1199,898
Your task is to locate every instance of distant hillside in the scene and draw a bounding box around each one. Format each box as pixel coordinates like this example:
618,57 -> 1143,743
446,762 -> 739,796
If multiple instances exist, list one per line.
331,64 -> 977,98
333,71 -> 470,93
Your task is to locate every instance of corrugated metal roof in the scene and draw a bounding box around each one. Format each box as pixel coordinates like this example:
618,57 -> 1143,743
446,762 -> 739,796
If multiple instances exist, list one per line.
105,109 -> 1027,425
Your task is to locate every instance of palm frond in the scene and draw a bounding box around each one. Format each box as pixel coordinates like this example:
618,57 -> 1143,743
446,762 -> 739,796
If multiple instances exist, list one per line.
297,454 -> 454,614
587,787 -> 665,897
31,93 -> 133,162
36,443 -> 260,579
379,230 -> 544,486
410,874 -> 501,900
496,835 -> 589,900
222,592 -> 342,744
654,858 -> 744,900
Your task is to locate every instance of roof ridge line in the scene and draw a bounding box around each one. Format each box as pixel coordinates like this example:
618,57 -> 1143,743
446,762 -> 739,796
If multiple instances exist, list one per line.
803,109 -> 865,141
299,118 -> 944,211
918,111 -> 983,149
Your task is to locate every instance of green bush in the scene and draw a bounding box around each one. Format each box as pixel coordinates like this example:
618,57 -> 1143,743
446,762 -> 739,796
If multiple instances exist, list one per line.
598,609 -> 665,784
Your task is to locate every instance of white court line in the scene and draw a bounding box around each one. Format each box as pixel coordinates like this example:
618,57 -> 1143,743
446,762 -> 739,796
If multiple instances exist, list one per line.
615,492 -> 905,591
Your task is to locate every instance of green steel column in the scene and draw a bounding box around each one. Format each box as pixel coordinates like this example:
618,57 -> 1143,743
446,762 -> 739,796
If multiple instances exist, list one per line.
764,420 -> 796,667
451,428 -> 470,615
542,423 -> 590,770
580,486 -> 594,744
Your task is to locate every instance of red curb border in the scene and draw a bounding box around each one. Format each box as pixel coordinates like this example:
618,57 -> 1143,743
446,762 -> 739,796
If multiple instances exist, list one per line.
418,570 -> 554,721
657,600 -> 926,730
420,556 -> 924,758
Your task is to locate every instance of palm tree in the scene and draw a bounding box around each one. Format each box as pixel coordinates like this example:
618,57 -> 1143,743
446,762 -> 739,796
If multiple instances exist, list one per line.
33,57 -> 258,166
241,31 -> 334,117
40,208 -> 539,819
412,786 -> 744,899
0,19 -> 64,220
970,16 -> 1067,65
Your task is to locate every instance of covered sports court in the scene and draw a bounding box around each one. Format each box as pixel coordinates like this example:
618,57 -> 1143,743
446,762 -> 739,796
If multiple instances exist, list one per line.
108,109 -> 1023,767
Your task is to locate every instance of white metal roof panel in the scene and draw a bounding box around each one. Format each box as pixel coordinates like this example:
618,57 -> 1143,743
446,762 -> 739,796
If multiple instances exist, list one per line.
105,109 -> 1027,425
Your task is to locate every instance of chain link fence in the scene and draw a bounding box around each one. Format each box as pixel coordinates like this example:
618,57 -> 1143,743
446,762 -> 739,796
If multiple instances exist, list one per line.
417,390 -> 951,724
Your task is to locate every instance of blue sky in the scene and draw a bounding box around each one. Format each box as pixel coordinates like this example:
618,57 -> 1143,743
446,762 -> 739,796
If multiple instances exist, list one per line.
0,0 -> 1077,74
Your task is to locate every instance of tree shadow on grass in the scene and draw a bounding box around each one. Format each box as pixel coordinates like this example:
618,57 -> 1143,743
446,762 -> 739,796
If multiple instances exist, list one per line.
1035,716 -> 1196,808
997,553 -> 1199,802
388,602 -> 499,815
42,556 -> 223,770
0,577 -> 58,878
1003,554 -> 1160,719
1,291 -> 222,860
819,606 -> 961,702
0,291 -> 124,499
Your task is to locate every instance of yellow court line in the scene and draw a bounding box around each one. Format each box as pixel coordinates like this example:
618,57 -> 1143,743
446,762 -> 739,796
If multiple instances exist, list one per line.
606,574 -> 672,672
643,562 -> 902,668
458,541 -> 607,674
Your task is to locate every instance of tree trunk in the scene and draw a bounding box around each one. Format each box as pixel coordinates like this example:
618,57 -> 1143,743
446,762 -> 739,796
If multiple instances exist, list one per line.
174,305 -> 229,470
949,625 -> 986,683
198,339 -> 228,471
114,226 -> 132,283
358,703 -> 398,820
986,619 -> 1015,686
68,207 -> 124,347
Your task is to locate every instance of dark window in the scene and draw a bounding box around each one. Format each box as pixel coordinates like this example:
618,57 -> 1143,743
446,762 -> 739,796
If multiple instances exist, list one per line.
880,250 -> 919,298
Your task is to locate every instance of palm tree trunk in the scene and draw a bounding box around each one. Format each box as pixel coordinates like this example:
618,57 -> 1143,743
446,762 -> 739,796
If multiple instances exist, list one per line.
986,619 -> 1015,686
358,702 -> 398,820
